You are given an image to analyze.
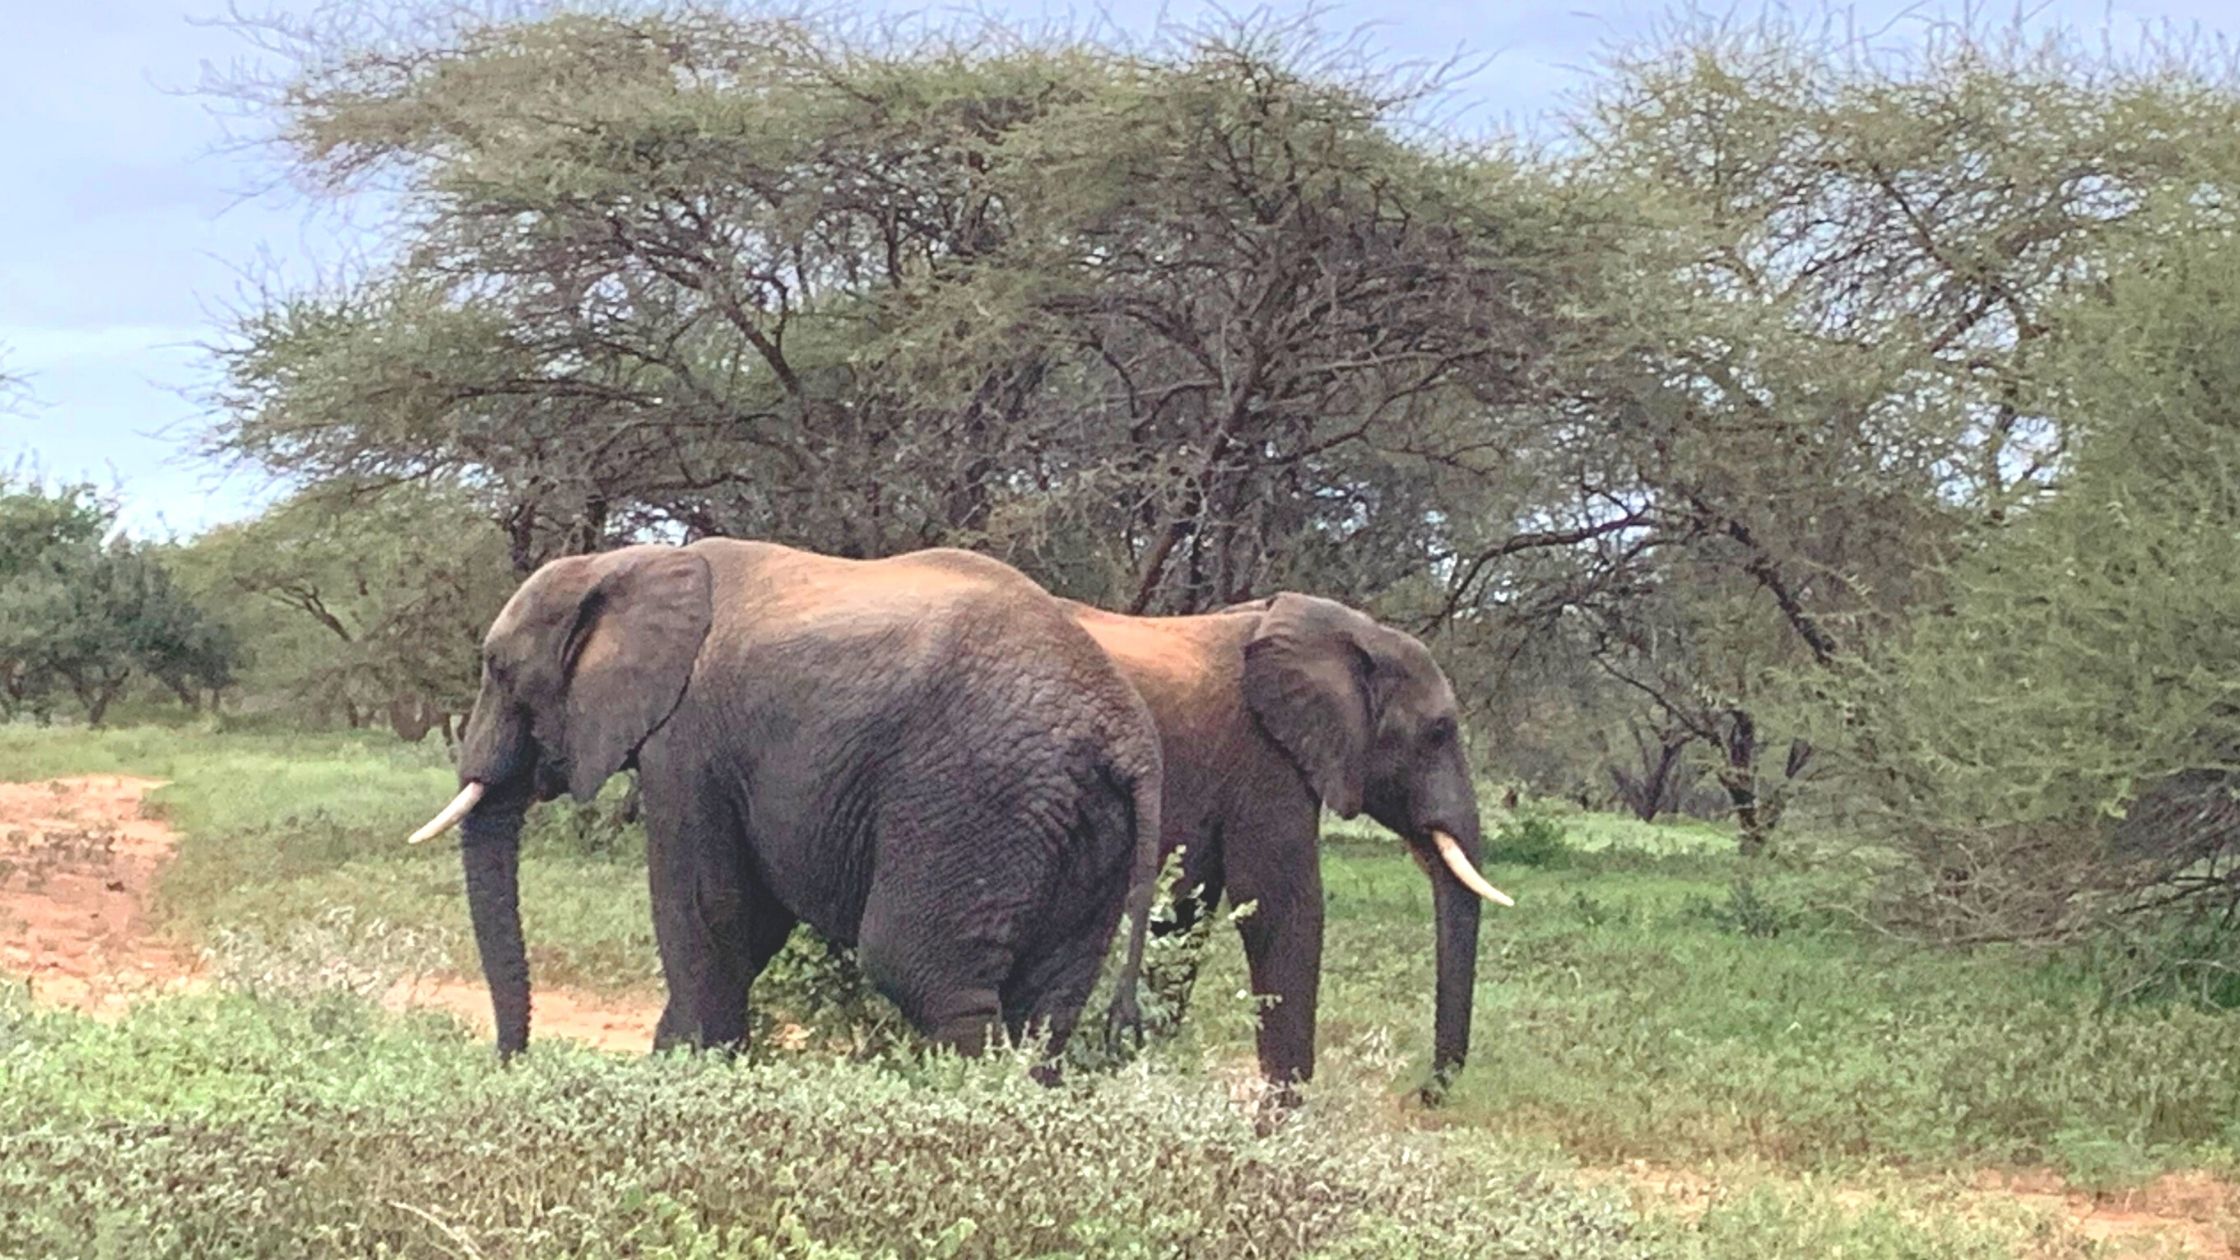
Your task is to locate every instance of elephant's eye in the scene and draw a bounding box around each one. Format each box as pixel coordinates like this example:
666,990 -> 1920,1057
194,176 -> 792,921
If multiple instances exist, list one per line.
1425,717 -> 1458,747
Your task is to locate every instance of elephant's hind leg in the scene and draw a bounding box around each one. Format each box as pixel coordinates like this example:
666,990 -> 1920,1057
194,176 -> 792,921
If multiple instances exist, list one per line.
999,935 -> 1110,1074
853,891 -> 1010,1059
851,805 -> 1043,1061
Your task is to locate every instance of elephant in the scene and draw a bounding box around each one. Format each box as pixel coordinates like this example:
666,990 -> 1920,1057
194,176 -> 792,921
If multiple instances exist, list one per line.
1068,592 -> 1510,1094
406,539 -> 1165,1071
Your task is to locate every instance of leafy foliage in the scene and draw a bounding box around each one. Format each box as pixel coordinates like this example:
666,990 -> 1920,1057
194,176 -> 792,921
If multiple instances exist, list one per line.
1484,812 -> 1572,868
176,483 -> 509,732
0,480 -> 235,725
205,7 -> 1570,613
0,988 -> 1663,1260
1806,211 -> 2240,943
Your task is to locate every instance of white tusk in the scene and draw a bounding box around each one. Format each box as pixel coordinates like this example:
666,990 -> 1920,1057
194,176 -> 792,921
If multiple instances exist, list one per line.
407,782 -> 486,845
1431,829 -> 1515,907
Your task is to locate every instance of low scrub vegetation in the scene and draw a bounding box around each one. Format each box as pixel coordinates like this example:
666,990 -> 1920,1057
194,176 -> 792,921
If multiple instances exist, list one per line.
5,725 -> 2237,1258
0,989 -> 2092,1260
0,988 -> 1642,1259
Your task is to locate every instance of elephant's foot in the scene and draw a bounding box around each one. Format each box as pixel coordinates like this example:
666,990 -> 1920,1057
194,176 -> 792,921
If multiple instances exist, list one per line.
1415,1060 -> 1462,1108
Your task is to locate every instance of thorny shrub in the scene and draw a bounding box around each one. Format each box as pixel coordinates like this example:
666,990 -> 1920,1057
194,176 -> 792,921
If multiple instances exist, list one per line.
0,990 -> 1655,1260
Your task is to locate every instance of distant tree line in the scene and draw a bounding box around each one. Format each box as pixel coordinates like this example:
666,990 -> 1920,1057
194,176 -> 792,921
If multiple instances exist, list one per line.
0,480 -> 234,726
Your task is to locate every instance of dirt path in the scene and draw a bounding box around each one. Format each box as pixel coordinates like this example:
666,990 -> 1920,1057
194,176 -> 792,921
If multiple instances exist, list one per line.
0,775 -> 202,1011
1971,1168 -> 2238,1259
0,774 -> 660,1051
1594,1160 -> 2236,1259
2,774 -> 2233,1255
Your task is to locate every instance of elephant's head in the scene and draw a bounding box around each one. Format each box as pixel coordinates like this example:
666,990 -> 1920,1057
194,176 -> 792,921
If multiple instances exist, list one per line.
406,544 -> 713,1055
1240,593 -> 1507,1084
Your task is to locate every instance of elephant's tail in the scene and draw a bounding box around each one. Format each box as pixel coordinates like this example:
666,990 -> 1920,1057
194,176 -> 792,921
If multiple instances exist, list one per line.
1105,752 -> 1164,1053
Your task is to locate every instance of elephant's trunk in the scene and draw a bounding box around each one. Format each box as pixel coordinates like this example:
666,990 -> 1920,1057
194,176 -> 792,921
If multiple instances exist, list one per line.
459,804 -> 531,1058
1428,822 -> 1485,1086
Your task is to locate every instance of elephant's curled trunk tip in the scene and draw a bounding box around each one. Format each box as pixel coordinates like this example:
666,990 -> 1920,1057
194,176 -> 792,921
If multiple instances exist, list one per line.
1431,829 -> 1514,907
408,782 -> 486,845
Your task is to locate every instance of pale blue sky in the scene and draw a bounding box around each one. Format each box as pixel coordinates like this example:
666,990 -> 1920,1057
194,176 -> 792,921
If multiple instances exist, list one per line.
2,0 -> 2230,535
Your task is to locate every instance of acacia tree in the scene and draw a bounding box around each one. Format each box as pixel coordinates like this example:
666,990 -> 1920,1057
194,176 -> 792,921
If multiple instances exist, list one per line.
0,481 -> 236,726
1414,13 -> 2240,851
0,480 -> 108,716
179,483 -> 510,732
203,8 -> 1566,612
1807,211 -> 2240,944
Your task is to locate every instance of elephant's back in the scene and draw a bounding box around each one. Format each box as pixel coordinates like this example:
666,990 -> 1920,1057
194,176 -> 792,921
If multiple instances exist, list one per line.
686,537 -> 1159,788
1070,606 -> 1252,700
689,539 -> 1038,631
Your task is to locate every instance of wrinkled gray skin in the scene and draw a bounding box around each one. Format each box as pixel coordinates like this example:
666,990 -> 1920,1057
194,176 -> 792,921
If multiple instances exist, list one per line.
447,540 -> 1163,1070
1070,593 -> 1490,1097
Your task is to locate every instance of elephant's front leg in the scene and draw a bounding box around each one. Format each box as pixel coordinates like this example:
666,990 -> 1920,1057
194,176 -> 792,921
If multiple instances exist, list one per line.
1227,822 -> 1325,1093
644,785 -> 790,1054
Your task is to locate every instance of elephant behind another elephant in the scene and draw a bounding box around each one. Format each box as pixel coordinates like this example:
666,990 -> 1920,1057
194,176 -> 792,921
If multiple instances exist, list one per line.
1070,592 -> 1510,1096
408,539 -> 1165,1072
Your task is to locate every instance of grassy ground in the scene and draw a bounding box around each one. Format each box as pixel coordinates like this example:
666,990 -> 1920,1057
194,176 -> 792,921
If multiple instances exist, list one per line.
3,722 -> 2236,1256
0,723 -> 662,994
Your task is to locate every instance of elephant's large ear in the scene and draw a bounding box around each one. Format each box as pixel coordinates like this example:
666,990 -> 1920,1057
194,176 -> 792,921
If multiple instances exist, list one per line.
558,546 -> 714,803
1242,594 -> 1379,818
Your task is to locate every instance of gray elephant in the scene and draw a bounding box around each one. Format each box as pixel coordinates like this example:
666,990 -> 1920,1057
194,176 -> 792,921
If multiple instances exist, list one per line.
407,540 -> 1164,1069
1069,593 -> 1509,1095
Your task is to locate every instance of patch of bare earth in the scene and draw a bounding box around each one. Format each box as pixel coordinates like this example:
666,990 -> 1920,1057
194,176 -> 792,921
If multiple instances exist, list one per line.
380,972 -> 663,1052
1590,1159 -> 2237,1258
0,775 -> 202,1012
1973,1168 -> 2239,1260
0,774 -> 659,1052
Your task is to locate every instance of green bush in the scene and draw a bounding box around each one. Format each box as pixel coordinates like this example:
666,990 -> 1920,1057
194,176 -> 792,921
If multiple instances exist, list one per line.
1680,878 -> 1803,940
1486,814 -> 1572,868
532,775 -> 649,861
0,992 -> 1662,1260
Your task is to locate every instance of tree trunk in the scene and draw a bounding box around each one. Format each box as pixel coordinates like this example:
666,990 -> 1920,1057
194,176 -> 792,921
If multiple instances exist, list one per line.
86,675 -> 127,728
504,500 -> 542,577
1723,708 -> 1769,857
1612,741 -> 1690,822
1128,516 -> 1191,613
